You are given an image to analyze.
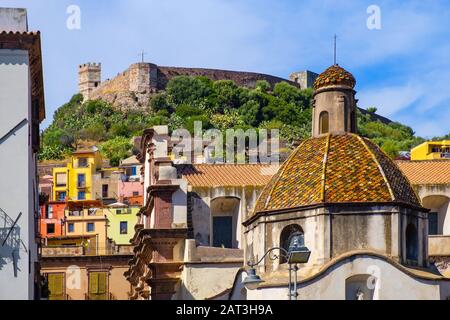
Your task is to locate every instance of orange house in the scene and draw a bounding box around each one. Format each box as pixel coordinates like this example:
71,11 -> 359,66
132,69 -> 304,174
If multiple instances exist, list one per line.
39,201 -> 66,239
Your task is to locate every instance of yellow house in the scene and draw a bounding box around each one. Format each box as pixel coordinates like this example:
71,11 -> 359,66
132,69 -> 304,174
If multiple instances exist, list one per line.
53,148 -> 103,201
105,203 -> 140,245
411,140 -> 450,160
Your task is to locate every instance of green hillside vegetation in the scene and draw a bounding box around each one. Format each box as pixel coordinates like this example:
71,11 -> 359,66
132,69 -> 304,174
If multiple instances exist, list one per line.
40,76 -> 427,164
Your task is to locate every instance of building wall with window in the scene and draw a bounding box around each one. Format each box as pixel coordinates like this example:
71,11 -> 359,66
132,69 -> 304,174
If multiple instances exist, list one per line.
63,207 -> 108,255
396,160 -> 450,277
118,180 -> 143,204
41,255 -> 132,300
105,206 -> 140,245
92,168 -> 123,204
39,201 -> 66,238
411,140 -> 450,160
52,150 -> 102,201
0,10 -> 45,299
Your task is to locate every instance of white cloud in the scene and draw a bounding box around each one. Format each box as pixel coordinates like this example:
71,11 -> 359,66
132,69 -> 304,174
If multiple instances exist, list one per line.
358,83 -> 423,116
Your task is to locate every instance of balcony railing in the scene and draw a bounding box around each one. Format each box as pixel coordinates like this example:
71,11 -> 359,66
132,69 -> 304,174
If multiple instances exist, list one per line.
42,246 -> 84,257
41,244 -> 134,257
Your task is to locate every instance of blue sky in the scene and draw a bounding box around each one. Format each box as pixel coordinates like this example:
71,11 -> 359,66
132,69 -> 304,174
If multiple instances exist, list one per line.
3,0 -> 450,137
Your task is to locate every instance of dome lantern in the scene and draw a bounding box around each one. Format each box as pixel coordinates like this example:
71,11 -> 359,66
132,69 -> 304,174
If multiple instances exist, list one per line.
312,65 -> 357,138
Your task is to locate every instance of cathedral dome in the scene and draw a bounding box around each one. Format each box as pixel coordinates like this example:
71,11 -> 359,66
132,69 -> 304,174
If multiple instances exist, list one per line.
253,133 -> 421,214
313,64 -> 356,90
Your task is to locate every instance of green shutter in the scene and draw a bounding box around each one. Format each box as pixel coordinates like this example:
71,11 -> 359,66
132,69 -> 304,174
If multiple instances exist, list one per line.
98,272 -> 107,294
89,272 -> 99,294
48,273 -> 64,298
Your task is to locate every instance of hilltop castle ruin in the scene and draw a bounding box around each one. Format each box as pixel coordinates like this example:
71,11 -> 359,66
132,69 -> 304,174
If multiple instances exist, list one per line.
78,61 -> 318,110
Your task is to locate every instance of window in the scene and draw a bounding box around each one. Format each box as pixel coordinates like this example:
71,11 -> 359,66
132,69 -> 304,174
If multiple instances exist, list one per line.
88,272 -> 108,300
213,216 -> 233,248
428,212 -> 438,235
319,111 -> 329,134
116,209 -> 122,215
77,174 -> 86,188
131,166 -> 137,176
102,184 -> 108,198
78,157 -> 88,168
46,223 -> 55,234
47,273 -> 65,300
345,275 -> 375,300
132,191 -> 139,197
87,222 -> 95,232
280,224 -> 304,264
350,110 -> 356,132
406,223 -> 418,261
68,223 -> 74,233
57,191 -> 66,201
120,221 -> 128,234
55,173 -> 67,187
78,191 -> 86,200
47,205 -> 54,219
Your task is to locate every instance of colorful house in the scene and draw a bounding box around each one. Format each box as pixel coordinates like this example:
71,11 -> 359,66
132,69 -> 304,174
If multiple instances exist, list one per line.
46,200 -> 109,255
118,155 -> 144,206
411,140 -> 450,160
52,148 -> 103,201
105,203 -> 140,245
39,201 -> 66,239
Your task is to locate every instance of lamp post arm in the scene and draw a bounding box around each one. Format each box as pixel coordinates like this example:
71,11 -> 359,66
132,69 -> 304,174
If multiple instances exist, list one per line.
247,247 -> 289,268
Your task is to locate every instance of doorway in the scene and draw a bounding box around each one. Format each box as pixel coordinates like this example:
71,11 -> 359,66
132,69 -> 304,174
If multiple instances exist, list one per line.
213,216 -> 232,248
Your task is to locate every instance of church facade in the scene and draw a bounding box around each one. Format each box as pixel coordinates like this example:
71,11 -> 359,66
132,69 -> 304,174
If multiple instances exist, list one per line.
125,65 -> 450,300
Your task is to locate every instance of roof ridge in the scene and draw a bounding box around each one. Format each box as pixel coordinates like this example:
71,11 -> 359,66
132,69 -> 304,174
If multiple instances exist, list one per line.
364,137 -> 423,205
357,135 -> 395,201
320,134 -> 331,202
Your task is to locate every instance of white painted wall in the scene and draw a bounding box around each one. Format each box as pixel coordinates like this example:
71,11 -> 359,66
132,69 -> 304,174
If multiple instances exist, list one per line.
246,255 -> 449,300
0,49 -> 38,299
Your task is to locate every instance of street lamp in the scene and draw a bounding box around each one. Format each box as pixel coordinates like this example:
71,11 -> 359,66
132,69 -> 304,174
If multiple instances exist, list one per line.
242,234 -> 311,300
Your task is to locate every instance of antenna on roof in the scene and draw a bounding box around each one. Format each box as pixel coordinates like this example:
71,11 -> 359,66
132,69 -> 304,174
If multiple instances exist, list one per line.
334,34 -> 337,65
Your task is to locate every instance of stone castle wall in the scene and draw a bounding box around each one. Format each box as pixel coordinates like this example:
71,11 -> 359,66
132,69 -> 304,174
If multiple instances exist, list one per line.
80,62 -> 307,111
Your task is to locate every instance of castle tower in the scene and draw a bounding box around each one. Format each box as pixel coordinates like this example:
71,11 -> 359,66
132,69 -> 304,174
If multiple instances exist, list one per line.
289,70 -> 318,89
78,62 -> 101,101
311,64 -> 357,137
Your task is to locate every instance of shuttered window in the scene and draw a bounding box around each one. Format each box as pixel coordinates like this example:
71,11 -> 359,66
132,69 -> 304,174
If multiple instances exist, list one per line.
48,273 -> 64,300
55,173 -> 67,186
89,272 -> 108,299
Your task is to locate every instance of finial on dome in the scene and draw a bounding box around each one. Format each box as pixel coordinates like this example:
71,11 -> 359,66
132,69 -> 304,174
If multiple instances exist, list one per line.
334,34 -> 337,65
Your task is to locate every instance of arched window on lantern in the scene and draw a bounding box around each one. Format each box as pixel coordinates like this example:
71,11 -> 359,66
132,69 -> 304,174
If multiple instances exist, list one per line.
279,224 -> 304,264
319,111 -> 329,134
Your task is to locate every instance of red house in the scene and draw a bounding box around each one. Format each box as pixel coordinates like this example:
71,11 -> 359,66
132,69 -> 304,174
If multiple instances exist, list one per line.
39,201 -> 66,239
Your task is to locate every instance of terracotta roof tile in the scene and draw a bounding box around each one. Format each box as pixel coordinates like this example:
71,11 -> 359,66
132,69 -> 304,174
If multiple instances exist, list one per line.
254,133 -> 421,214
313,64 -> 356,90
178,164 -> 274,187
396,160 -> 450,185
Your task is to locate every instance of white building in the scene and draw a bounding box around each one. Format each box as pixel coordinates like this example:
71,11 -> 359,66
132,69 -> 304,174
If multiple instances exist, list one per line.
0,8 -> 45,299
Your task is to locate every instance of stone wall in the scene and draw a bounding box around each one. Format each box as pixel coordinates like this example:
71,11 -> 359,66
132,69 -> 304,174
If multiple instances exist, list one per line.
81,62 -> 302,111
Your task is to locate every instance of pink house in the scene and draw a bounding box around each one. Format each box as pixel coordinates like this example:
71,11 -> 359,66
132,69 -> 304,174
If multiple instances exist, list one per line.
119,156 -> 144,206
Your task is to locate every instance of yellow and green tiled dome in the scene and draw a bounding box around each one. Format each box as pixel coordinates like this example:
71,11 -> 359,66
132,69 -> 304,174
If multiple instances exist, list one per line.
313,64 -> 356,90
253,133 -> 421,214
